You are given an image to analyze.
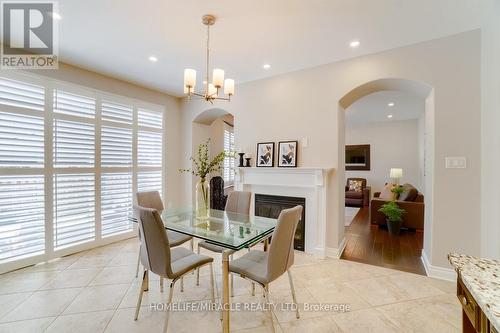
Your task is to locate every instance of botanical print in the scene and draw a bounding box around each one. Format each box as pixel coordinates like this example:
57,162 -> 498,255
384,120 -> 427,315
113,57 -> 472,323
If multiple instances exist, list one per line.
256,142 -> 274,167
278,141 -> 297,167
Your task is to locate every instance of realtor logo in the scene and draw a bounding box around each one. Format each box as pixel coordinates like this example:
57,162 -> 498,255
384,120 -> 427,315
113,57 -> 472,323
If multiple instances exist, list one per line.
1,1 -> 59,69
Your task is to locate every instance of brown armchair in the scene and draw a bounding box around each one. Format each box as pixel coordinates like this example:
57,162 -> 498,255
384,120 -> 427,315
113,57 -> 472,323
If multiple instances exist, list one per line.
370,185 -> 424,230
345,178 -> 371,207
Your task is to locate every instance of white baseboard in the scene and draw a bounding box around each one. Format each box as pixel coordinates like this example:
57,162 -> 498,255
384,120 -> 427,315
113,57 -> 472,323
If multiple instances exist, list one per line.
325,237 -> 346,259
421,250 -> 456,281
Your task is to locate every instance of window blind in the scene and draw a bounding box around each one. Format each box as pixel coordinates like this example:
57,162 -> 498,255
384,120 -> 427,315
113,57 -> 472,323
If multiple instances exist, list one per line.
0,112 -> 44,168
101,126 -> 132,167
223,129 -> 235,181
53,90 -> 95,118
138,131 -> 162,167
0,175 -> 45,262
53,119 -> 95,168
101,173 -> 133,237
138,108 -> 162,129
53,174 -> 95,249
138,171 -> 162,195
0,77 -> 44,111
102,101 -> 133,124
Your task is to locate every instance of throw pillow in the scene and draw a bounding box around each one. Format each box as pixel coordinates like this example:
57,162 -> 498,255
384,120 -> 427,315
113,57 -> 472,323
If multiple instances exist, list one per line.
379,183 -> 395,200
348,179 -> 363,192
399,183 -> 418,201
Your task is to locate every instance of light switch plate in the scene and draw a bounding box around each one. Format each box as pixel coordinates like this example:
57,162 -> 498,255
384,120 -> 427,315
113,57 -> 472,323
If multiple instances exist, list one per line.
301,138 -> 308,148
445,157 -> 467,169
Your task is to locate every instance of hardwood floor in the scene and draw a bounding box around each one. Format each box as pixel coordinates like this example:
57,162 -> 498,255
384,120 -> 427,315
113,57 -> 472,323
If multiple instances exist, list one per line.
341,207 -> 426,275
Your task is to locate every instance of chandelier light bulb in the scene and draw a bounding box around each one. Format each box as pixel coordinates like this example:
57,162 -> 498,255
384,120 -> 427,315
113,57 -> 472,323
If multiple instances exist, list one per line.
184,69 -> 196,89
208,83 -> 217,96
224,79 -> 235,95
213,68 -> 224,88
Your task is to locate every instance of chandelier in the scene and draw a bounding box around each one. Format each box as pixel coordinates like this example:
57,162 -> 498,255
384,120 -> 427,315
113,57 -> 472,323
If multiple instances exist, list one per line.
183,15 -> 234,103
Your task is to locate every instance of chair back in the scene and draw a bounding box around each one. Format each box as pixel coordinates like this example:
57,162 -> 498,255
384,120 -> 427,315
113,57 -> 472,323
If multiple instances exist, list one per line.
346,178 -> 367,188
225,191 -> 252,215
136,191 -> 164,211
135,205 -> 173,278
266,205 -> 303,282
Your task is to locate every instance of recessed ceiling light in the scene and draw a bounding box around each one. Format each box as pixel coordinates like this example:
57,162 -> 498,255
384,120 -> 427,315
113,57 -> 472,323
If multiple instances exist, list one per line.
349,40 -> 360,48
263,64 -> 271,70
148,56 -> 158,62
388,102 -> 395,107
51,12 -> 62,20
387,114 -> 393,118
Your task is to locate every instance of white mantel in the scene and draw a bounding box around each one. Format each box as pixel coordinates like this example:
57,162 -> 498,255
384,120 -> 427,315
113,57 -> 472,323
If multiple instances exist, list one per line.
235,167 -> 334,257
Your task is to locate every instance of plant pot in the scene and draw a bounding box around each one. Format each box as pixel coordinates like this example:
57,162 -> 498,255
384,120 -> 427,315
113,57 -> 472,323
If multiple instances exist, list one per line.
195,178 -> 210,220
386,219 -> 402,235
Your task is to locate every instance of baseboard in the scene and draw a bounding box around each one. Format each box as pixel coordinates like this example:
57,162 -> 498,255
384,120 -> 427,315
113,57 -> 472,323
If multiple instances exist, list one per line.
421,250 -> 456,281
325,237 -> 346,259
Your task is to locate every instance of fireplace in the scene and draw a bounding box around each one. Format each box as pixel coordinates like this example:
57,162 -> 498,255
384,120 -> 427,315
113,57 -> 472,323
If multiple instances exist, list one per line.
254,194 -> 305,251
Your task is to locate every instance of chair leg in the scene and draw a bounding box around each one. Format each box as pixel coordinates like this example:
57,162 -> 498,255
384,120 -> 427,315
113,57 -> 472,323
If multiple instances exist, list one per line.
181,277 -> 184,292
230,254 -> 234,297
135,246 -> 141,278
251,282 -> 255,296
190,239 -> 195,275
196,243 -> 200,286
162,279 -> 176,333
160,277 -> 164,293
144,269 -> 149,292
134,270 -> 147,320
209,262 -> 215,305
263,285 -> 275,333
287,270 -> 300,319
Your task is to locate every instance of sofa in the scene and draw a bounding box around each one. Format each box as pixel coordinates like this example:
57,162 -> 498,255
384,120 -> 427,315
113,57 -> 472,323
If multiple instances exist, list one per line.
345,178 -> 371,207
370,183 -> 424,230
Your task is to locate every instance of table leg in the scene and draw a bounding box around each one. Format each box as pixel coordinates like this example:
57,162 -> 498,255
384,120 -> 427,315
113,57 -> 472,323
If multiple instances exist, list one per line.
222,250 -> 230,333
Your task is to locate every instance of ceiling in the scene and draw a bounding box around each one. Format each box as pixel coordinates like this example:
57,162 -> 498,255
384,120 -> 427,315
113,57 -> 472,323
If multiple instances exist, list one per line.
51,0 -> 481,96
346,91 -> 424,126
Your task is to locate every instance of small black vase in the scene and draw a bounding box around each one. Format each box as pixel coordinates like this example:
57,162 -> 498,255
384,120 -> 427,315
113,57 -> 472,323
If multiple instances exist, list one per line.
386,219 -> 402,235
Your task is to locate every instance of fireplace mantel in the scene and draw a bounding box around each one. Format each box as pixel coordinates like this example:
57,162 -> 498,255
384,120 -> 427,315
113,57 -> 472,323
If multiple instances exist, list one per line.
235,167 -> 334,256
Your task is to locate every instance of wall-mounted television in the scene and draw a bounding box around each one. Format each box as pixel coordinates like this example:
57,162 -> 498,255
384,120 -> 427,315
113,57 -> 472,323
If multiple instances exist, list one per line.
346,144 -> 370,170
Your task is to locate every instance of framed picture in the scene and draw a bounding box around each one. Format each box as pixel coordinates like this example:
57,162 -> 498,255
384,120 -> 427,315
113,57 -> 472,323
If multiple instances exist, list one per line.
256,142 -> 275,167
278,141 -> 298,167
345,144 -> 370,170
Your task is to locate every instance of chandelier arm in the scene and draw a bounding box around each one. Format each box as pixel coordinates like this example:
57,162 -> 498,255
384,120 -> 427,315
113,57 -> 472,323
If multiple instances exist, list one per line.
206,23 -> 210,96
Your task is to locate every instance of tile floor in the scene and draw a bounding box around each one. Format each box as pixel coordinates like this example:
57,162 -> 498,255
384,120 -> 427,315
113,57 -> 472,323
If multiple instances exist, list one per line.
0,238 -> 461,333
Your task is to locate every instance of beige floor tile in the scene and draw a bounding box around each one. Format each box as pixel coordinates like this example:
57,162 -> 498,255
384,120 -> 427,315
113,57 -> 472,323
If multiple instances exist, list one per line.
384,272 -> 445,300
0,270 -> 60,294
89,266 -> 137,286
108,252 -> 139,267
331,308 -> 401,333
0,288 -> 82,322
14,255 -> 84,274
45,310 -> 115,333
234,323 -> 283,333
63,283 -> 129,314
376,298 -> 460,333
39,268 -> 102,290
280,316 -> 342,333
345,276 -> 414,306
415,293 -> 461,329
0,292 -> 32,319
228,294 -> 276,331
305,281 -> 370,312
67,255 -> 113,270
0,317 -> 55,333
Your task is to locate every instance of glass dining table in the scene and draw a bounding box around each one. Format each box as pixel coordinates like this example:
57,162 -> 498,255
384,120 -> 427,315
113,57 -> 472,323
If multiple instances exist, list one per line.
131,207 -> 278,333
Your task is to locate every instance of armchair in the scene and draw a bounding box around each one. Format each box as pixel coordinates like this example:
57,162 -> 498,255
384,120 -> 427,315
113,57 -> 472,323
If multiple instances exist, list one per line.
345,178 -> 371,207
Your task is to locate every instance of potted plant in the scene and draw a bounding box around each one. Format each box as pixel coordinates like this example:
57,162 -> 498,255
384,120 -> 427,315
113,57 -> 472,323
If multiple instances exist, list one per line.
179,139 -> 231,219
378,186 -> 406,235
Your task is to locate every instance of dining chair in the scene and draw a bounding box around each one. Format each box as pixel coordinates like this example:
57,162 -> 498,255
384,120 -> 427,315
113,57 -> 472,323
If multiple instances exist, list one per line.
136,191 -> 193,292
134,206 -> 215,333
228,205 -> 303,331
196,191 -> 252,295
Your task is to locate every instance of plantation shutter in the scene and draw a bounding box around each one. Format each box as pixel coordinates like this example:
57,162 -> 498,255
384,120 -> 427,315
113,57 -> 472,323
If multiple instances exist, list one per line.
101,126 -> 132,167
101,173 -> 133,237
223,129 -> 235,181
138,171 -> 162,195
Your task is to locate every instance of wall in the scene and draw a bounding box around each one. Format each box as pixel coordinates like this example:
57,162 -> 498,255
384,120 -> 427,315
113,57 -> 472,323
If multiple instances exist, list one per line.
417,112 -> 426,194
345,119 -> 420,195
27,62 -> 183,207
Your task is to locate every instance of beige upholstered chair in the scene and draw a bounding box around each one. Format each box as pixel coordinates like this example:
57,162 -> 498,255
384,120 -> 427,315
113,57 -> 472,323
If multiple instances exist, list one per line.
196,191 -> 252,293
229,205 -> 303,330
135,191 -> 193,291
134,206 -> 215,333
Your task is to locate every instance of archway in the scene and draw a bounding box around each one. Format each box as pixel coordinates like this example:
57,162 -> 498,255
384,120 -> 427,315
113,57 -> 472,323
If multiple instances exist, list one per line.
337,78 -> 434,274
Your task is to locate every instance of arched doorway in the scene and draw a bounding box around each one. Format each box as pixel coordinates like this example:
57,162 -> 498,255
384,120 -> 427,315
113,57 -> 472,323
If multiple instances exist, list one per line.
337,78 -> 434,275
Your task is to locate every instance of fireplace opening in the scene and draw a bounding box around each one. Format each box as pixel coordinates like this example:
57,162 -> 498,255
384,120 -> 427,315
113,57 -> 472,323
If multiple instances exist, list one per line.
254,194 -> 305,251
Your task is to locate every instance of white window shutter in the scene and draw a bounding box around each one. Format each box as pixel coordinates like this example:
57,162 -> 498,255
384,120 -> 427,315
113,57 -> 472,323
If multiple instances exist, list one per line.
101,173 -> 133,237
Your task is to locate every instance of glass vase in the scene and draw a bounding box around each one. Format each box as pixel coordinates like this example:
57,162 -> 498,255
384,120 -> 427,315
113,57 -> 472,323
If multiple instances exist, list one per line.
195,178 -> 210,220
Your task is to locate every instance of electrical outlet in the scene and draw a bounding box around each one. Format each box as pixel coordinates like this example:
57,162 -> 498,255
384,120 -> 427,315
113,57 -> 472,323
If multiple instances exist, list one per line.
445,157 -> 467,169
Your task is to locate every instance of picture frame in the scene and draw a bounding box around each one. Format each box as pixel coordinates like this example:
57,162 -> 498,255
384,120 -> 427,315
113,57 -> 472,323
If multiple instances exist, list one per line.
345,144 -> 370,171
278,141 -> 298,167
256,142 -> 275,167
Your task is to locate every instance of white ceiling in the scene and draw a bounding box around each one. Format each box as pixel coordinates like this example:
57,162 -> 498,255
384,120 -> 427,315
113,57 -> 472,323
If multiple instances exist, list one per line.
52,0 -> 481,96
346,91 -> 424,126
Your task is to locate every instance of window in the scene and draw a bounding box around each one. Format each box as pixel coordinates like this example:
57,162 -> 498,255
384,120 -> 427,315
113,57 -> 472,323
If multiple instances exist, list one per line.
0,74 -> 165,272
223,127 -> 235,182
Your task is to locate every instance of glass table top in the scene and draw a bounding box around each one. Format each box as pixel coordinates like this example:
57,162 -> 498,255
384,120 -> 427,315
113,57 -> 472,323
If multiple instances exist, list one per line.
132,207 -> 277,251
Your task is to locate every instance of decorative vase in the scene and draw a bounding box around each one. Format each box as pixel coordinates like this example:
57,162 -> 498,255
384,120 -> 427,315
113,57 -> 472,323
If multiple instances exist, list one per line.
238,153 -> 245,167
386,219 -> 402,235
195,178 -> 210,220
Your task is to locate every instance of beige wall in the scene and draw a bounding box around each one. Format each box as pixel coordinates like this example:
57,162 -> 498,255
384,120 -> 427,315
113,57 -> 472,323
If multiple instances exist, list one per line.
346,119 -> 421,195
181,30 -> 482,269
27,62 -> 184,207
